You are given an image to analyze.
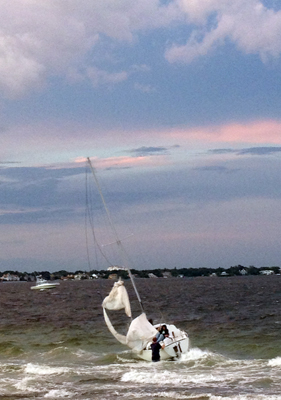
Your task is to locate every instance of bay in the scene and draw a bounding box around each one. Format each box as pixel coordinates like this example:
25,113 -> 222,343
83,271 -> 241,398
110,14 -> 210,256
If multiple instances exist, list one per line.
0,275 -> 281,399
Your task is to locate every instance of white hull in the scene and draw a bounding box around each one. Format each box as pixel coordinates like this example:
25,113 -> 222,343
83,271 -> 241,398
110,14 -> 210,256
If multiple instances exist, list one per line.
137,336 -> 190,361
136,323 -> 190,361
31,282 -> 60,290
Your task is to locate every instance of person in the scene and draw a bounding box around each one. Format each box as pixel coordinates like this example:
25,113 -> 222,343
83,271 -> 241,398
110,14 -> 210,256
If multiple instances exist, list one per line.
161,325 -> 169,338
151,337 -> 165,362
156,324 -> 169,342
155,326 -> 164,343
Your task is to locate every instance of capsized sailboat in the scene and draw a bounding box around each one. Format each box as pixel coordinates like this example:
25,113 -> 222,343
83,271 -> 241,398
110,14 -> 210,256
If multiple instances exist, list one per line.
87,157 -> 189,361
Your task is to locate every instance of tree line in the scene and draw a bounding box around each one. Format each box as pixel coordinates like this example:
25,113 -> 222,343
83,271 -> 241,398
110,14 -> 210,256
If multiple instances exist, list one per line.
0,265 -> 280,281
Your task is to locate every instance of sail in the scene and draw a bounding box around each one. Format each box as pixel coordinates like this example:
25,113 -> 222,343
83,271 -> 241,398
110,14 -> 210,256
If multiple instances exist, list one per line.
102,279 -> 132,317
126,313 -> 158,352
103,308 -> 127,345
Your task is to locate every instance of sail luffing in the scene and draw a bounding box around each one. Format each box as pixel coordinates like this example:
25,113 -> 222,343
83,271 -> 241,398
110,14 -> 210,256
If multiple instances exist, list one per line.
102,280 -> 158,352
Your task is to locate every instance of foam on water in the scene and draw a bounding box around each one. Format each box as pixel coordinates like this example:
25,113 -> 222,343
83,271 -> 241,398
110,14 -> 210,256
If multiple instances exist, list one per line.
14,376 -> 37,392
44,388 -> 74,398
268,357 -> 281,367
121,368 -> 227,386
1,278 -> 281,399
123,391 -> 193,399
210,396 -> 281,400
178,347 -> 215,362
24,362 -> 70,375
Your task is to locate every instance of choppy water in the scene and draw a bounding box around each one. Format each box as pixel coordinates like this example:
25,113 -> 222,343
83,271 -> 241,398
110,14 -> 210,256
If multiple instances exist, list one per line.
1,275 -> 281,399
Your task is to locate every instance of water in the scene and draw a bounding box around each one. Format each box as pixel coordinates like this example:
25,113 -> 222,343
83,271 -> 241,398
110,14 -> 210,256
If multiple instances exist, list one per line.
1,275 -> 281,399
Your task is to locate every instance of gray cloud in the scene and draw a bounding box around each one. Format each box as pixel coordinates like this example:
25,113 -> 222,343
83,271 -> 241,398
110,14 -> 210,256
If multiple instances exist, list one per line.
209,146 -> 281,156
0,165 -> 86,219
238,147 -> 281,155
193,166 -> 238,174
129,145 -> 180,157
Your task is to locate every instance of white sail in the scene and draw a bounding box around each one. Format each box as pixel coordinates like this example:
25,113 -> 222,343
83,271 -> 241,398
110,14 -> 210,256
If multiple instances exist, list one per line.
126,313 -> 158,352
102,279 -> 131,317
103,308 -> 127,345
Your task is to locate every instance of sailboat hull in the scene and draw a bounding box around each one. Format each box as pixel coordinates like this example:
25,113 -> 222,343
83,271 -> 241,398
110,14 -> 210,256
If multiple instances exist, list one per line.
136,335 -> 190,361
136,323 -> 190,361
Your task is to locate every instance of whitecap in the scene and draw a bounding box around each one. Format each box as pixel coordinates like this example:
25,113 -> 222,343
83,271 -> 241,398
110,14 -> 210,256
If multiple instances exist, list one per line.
268,357 -> 281,367
44,389 -> 73,398
177,347 -> 217,362
24,363 -> 70,375
121,369 -> 223,385
14,376 -> 35,392
210,395 -> 281,400
123,390 -> 191,398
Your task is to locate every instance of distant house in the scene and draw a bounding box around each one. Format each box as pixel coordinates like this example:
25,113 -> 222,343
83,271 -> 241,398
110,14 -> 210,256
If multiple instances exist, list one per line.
240,269 -> 248,275
148,273 -> 158,278
163,272 -> 171,278
210,272 -> 217,277
108,273 -> 118,280
221,271 -> 228,276
260,270 -> 274,275
74,273 -> 88,280
0,273 -> 20,281
65,274 -> 75,280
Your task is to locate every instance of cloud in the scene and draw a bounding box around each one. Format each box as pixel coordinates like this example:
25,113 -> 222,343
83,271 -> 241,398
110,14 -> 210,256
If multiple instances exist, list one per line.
0,0 -> 180,98
164,120 -> 281,145
166,0 -> 281,63
129,146 -> 171,156
2,0 -> 281,98
0,161 -> 21,164
238,146 -> 281,155
77,154 -> 170,170
86,67 -> 128,87
194,165 -> 237,173
210,146 -> 281,156
134,82 -> 156,93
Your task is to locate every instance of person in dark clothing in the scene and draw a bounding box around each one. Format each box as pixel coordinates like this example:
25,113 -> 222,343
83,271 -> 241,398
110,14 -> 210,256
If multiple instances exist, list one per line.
161,325 -> 169,338
156,324 -> 169,343
151,337 -> 165,362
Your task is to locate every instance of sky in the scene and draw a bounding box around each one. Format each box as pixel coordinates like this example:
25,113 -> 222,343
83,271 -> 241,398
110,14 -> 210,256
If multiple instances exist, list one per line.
1,0 -> 281,273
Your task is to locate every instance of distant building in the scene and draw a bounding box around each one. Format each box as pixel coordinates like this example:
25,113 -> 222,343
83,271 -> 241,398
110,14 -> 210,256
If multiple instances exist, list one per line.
74,273 -> 88,280
240,269 -> 248,275
0,273 -> 20,281
260,270 -> 274,275
148,273 -> 158,278
108,273 -> 118,280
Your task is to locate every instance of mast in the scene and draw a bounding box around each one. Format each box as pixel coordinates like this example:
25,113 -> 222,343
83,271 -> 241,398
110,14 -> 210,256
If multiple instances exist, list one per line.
87,157 -> 145,313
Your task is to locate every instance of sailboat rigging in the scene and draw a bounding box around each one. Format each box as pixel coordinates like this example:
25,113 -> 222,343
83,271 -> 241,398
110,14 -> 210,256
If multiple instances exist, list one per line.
86,157 -> 189,361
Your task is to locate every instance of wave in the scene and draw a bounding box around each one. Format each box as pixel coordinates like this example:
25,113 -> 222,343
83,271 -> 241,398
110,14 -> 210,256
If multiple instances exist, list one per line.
268,356 -> 281,367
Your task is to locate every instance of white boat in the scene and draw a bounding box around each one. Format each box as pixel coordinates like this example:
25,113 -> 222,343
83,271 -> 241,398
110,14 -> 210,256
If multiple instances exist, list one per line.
31,277 -> 60,291
86,157 -> 189,361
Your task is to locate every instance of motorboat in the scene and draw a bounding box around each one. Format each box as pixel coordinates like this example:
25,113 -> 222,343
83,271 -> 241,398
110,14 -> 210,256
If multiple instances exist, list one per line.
31,277 -> 60,291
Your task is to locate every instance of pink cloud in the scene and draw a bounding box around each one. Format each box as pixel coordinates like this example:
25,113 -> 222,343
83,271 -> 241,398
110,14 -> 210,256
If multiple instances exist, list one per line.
75,155 -> 170,169
165,120 -> 281,145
